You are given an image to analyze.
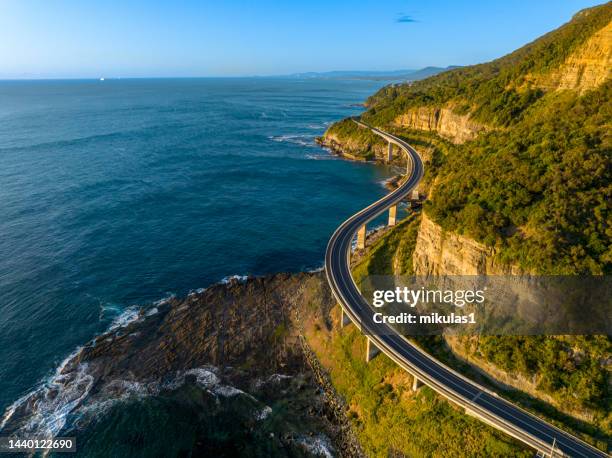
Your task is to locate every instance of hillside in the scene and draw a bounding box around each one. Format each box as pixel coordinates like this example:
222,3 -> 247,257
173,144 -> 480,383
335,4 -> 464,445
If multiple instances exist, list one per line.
318,2 -> 611,444
321,2 -> 612,275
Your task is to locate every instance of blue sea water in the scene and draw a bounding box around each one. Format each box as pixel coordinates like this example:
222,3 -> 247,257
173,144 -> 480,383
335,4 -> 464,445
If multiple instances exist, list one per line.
0,78 -> 394,416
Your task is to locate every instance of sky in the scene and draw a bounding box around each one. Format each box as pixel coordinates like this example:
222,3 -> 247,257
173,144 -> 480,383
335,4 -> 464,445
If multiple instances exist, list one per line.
0,0 -> 605,78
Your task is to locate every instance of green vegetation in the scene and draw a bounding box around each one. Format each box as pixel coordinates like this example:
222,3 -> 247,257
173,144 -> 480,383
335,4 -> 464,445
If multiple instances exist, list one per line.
417,335 -> 611,450
324,3 -> 611,274
304,309 -> 530,457
319,3 -> 612,451
353,213 -> 420,281
348,209 -> 610,447
322,118 -> 384,160
300,220 -> 529,456
426,83 -> 611,274
477,336 -> 610,413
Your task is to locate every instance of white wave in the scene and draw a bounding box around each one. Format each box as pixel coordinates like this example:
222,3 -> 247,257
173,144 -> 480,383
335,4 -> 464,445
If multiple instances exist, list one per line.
307,265 -> 324,273
1,303 -> 151,436
254,406 -> 272,421
305,153 -> 337,161
213,385 -> 245,398
78,366 -> 222,422
98,302 -> 123,322
306,123 -> 329,130
0,348 -> 94,440
220,275 -> 249,284
107,306 -> 141,332
378,176 -> 396,188
253,373 -> 292,390
267,374 -> 292,384
0,345 -> 88,432
153,293 -> 175,306
188,287 -> 207,297
1,364 -> 224,438
296,434 -> 334,458
268,134 -> 316,148
306,121 -> 332,129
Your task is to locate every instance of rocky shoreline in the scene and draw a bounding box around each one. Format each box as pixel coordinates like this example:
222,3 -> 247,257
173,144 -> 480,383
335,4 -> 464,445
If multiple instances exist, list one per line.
315,136 -> 370,162
1,273 -> 363,457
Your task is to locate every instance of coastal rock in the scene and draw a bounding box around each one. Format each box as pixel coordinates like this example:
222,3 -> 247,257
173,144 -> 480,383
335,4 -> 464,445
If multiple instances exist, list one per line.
1,273 -> 364,457
316,134 -> 383,161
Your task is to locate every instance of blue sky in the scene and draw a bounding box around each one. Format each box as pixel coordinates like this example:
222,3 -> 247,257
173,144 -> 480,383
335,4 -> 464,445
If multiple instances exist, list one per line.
0,0 -> 604,78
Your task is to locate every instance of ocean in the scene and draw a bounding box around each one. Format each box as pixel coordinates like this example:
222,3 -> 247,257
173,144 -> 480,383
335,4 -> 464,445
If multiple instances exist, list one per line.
0,78 -> 395,445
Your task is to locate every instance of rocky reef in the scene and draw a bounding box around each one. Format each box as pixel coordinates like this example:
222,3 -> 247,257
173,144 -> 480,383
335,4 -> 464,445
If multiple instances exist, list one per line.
1,273 -> 363,457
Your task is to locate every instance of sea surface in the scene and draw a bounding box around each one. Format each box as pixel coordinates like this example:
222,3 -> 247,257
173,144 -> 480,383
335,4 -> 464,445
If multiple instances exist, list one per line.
0,78 -> 395,437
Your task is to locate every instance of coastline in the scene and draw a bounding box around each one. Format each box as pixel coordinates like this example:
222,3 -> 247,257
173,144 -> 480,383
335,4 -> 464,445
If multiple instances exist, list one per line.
1,272 -> 363,456
0,131 -> 402,456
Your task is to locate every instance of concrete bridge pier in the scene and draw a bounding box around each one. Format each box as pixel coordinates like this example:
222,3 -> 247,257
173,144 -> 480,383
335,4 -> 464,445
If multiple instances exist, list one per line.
388,204 -> 397,226
340,307 -> 351,328
366,337 -> 380,362
412,376 -> 422,391
357,224 -> 366,250
386,142 -> 393,163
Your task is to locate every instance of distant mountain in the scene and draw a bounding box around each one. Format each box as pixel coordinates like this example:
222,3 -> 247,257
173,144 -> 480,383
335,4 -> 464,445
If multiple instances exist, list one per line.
282,66 -> 457,81
401,66 -> 460,81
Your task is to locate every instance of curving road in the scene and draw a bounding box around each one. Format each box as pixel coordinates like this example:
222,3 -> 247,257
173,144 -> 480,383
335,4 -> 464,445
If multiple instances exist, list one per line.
324,120 -> 608,458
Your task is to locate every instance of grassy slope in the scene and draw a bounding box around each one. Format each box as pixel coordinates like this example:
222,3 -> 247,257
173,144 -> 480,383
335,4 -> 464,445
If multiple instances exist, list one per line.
304,318 -> 531,457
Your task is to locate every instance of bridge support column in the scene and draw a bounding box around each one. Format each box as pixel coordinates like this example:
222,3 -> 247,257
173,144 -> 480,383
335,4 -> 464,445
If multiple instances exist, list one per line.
388,204 -> 397,226
357,224 -> 366,250
412,376 -> 422,391
386,142 -> 393,163
366,337 -> 380,362
340,307 -> 351,328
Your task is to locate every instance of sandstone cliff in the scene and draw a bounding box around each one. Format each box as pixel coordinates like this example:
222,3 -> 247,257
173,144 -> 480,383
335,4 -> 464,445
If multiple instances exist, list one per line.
412,213 -> 521,275
393,106 -> 488,144
411,214 -> 609,427
524,20 -> 612,92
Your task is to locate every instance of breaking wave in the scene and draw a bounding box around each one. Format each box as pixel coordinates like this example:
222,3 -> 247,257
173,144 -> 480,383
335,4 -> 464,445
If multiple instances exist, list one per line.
220,274 -> 249,284
268,134 -> 317,148
0,306 -> 148,438
0,347 -> 93,439
305,152 -> 337,160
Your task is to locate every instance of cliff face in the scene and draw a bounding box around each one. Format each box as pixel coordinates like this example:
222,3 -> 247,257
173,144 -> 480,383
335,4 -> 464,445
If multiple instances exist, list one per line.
526,21 -> 612,92
393,106 -> 487,144
412,213 -> 521,275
